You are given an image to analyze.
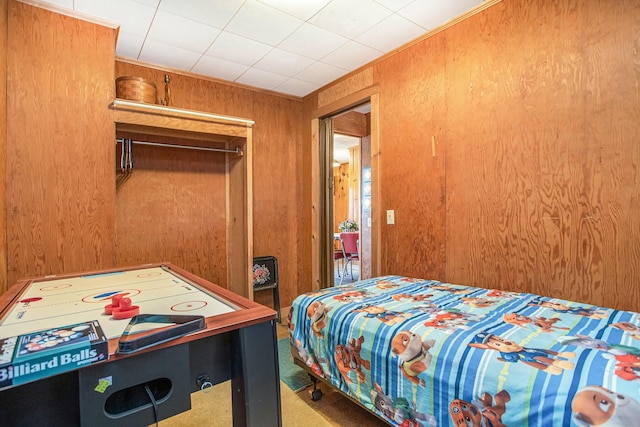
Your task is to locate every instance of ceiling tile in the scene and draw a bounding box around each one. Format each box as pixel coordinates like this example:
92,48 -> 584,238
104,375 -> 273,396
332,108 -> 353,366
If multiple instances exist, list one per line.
294,62 -> 348,85
399,0 -> 484,30
115,31 -> 145,58
158,0 -> 244,28
134,0 -> 160,7
74,0 -> 157,37
253,48 -> 315,77
309,0 -> 392,39
356,13 -> 425,52
204,32 -> 272,67
225,0 -> 304,46
373,0 -> 413,12
191,56 -> 249,82
321,41 -> 382,71
139,39 -> 202,70
46,0 -> 487,96
275,78 -> 321,97
147,10 -> 220,53
235,68 -> 289,90
278,23 -> 348,61
257,0 -> 331,20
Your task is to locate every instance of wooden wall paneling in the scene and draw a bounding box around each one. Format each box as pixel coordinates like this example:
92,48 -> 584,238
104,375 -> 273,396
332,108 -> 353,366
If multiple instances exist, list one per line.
250,92 -> 303,310
333,165 -> 349,231
580,0 -> 640,310
298,96 -> 317,296
309,117 -> 322,293
317,68 -> 374,108
227,127 -> 251,298
374,31 -> 447,280
444,0 -> 531,294
348,146 -> 361,224
114,132 -> 230,288
445,0 -> 640,311
313,86 -> 380,119
511,1 -> 592,302
0,0 -> 7,292
115,62 -> 254,121
6,1 -> 116,285
333,111 -> 368,137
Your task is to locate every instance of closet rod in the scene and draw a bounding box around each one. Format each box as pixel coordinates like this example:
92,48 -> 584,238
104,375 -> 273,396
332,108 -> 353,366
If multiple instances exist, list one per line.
115,138 -> 242,155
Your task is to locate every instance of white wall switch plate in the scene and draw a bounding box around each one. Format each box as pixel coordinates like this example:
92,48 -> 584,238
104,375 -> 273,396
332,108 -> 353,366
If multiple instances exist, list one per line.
386,210 -> 395,224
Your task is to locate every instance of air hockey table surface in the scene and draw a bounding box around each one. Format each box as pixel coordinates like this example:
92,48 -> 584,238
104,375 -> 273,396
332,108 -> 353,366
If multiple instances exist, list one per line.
0,264 -> 237,341
0,263 -> 281,427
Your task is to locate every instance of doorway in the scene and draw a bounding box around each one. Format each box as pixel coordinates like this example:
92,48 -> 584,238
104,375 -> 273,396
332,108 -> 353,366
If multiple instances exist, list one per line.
332,103 -> 371,285
310,85 -> 381,290
311,88 -> 379,291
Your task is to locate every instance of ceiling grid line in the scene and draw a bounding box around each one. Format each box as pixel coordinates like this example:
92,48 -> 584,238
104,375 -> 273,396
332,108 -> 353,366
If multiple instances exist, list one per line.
39,0 -> 488,97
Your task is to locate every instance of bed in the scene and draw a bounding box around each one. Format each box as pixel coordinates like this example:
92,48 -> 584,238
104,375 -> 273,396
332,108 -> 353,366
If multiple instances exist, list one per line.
288,275 -> 640,426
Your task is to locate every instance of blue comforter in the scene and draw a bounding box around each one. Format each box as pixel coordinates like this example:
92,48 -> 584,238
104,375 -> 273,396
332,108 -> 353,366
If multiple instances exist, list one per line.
288,276 -> 640,427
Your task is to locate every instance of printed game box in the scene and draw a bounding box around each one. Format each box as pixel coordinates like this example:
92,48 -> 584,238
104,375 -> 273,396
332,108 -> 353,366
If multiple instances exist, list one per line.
0,320 -> 109,390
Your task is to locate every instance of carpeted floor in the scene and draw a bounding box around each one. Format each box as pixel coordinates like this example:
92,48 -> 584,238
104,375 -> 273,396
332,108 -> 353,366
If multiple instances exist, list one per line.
158,380 -> 325,426
278,337 -> 312,392
155,323 -> 388,426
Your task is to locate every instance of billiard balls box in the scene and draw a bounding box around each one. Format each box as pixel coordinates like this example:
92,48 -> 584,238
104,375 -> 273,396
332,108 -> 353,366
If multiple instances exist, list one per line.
0,320 -> 109,390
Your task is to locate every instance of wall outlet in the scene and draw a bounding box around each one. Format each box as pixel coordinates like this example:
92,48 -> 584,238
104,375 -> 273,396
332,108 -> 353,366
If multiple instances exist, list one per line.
386,210 -> 395,225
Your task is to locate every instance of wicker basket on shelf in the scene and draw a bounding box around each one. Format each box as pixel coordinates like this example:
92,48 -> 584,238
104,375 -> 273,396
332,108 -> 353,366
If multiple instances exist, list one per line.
116,76 -> 157,104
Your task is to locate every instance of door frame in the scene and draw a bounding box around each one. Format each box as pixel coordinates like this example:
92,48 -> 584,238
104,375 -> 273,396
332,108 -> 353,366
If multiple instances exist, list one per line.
311,86 -> 380,290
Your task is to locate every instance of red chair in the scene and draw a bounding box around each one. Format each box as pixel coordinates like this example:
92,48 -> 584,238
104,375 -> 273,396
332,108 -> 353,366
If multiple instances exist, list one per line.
334,248 -> 344,278
339,232 -> 359,285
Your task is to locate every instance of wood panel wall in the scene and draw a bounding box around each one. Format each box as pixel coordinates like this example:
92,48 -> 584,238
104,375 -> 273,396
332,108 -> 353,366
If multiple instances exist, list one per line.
333,111 -> 368,137
5,1 -> 117,287
333,165 -> 349,232
444,0 -> 640,311
250,92 -> 304,309
0,0 -> 8,291
305,0 -> 640,312
300,95 -> 317,295
114,132 -> 229,286
317,69 -> 373,109
374,31 -> 447,280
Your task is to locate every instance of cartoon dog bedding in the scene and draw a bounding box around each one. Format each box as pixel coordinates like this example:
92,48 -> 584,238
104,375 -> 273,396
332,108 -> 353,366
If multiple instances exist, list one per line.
288,276 -> 640,427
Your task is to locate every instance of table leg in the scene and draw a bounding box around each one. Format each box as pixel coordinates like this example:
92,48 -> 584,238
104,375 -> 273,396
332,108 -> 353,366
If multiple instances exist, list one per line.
231,320 -> 281,427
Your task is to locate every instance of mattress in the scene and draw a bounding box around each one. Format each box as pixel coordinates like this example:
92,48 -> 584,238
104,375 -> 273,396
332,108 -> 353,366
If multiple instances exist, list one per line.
288,275 -> 640,426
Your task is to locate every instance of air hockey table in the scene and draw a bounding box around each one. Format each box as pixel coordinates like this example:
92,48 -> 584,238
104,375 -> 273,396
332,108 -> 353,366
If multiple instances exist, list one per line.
0,263 -> 281,426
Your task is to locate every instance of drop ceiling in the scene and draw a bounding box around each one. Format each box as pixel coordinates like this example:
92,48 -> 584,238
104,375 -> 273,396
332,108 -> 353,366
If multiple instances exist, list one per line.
334,134 -> 360,165
41,0 -> 486,97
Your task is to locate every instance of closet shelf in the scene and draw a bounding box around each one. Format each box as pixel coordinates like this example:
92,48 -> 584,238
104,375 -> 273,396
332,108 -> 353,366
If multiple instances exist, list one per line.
111,98 -> 253,141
